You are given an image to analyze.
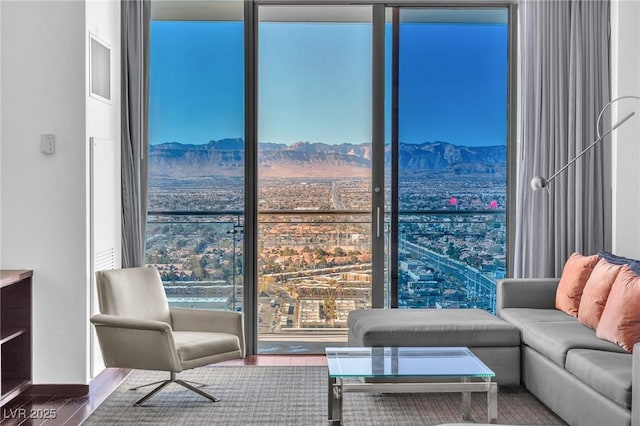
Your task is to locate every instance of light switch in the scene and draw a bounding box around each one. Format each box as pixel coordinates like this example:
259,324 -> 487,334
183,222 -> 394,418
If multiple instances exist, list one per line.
41,134 -> 55,154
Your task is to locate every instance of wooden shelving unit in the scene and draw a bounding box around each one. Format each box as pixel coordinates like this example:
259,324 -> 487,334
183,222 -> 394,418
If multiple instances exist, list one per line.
0,270 -> 32,407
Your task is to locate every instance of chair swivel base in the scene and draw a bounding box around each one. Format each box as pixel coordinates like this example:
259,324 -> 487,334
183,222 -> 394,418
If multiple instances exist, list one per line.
130,371 -> 220,406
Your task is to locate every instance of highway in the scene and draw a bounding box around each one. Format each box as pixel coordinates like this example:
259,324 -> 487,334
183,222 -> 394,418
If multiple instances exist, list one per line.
401,239 -> 496,312
331,181 -> 346,210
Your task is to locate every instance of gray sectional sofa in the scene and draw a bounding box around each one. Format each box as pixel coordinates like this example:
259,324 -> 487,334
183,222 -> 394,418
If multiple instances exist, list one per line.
497,278 -> 638,426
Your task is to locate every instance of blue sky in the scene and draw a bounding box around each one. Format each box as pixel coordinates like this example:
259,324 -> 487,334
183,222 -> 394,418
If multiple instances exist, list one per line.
259,22 -> 372,146
149,20 -> 507,147
399,23 -> 508,146
149,21 -> 244,145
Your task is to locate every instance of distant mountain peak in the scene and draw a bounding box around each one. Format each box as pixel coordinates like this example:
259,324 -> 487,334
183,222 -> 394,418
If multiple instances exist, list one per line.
149,138 -> 505,181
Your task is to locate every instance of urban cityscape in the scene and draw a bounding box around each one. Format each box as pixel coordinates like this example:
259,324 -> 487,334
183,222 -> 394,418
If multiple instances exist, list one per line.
145,140 -> 507,351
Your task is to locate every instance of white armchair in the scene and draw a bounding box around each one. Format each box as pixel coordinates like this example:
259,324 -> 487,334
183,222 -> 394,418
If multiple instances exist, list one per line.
90,267 -> 245,406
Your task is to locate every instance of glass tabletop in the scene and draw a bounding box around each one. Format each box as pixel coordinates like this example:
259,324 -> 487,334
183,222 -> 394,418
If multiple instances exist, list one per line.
326,347 -> 495,379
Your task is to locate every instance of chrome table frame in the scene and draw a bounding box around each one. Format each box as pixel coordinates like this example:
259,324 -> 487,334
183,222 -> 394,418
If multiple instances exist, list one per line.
326,347 -> 497,425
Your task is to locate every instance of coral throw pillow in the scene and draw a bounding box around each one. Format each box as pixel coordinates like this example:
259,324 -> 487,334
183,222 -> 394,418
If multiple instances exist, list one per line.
578,258 -> 623,329
596,266 -> 640,352
555,252 -> 599,317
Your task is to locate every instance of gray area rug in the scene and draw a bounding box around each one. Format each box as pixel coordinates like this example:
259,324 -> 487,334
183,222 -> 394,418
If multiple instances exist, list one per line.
83,366 -> 565,425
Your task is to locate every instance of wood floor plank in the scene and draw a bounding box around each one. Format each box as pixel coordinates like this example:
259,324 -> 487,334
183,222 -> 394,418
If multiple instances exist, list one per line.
1,395 -> 38,426
2,396 -> 55,426
39,399 -> 88,426
22,396 -> 68,426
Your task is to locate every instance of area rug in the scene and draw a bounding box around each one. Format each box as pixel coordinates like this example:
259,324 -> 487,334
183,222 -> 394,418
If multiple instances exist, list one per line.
83,366 -> 565,425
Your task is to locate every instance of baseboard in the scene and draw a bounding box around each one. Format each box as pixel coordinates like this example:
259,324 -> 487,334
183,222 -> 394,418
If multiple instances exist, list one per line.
27,384 -> 89,397
90,367 -> 132,395
26,368 -> 132,398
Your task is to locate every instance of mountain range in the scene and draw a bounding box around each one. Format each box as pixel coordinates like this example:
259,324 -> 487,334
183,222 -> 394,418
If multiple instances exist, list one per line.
148,138 -> 506,181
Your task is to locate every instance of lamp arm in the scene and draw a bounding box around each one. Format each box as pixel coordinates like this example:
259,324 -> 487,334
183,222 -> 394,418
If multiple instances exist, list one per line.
544,111 -> 636,186
597,95 -> 640,139
531,95 -> 639,191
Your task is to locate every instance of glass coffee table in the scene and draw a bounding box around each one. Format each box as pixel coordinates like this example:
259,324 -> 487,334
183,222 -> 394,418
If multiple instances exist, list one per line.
326,347 -> 497,425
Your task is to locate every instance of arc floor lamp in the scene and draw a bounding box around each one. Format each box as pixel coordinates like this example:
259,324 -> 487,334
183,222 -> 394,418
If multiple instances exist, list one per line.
530,95 -> 640,191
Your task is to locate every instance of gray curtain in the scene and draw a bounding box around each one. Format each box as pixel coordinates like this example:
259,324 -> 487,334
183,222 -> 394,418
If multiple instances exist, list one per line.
515,0 -> 610,278
121,0 -> 150,268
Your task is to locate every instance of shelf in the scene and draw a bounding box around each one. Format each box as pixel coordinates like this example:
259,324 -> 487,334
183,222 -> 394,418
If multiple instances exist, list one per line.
0,270 -> 33,288
0,379 -> 31,406
0,329 -> 26,345
0,269 -> 32,407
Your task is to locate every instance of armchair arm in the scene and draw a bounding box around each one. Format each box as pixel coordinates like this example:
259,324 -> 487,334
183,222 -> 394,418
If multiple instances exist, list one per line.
496,278 -> 560,315
170,308 -> 245,357
633,343 -> 640,426
90,314 -> 181,371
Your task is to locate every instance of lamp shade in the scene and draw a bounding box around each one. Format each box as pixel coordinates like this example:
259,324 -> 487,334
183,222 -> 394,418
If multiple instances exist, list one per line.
530,176 -> 548,191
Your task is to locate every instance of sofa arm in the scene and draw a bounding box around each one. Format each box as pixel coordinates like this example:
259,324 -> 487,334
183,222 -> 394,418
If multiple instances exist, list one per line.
170,307 -> 245,357
90,314 -> 181,371
496,278 -> 560,315
633,343 -> 640,426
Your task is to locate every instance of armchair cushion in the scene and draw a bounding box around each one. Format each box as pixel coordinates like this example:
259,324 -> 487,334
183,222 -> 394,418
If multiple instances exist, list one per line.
171,307 -> 245,357
96,267 -> 171,324
174,331 -> 242,363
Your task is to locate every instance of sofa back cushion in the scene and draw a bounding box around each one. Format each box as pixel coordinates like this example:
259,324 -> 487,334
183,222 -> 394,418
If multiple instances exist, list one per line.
596,266 -> 640,353
578,258 -> 623,329
555,252 -> 599,317
599,251 -> 640,275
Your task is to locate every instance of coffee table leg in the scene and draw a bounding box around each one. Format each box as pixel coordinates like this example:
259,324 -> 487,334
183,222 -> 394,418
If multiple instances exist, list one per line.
328,375 -> 342,425
461,377 -> 471,420
487,381 -> 498,423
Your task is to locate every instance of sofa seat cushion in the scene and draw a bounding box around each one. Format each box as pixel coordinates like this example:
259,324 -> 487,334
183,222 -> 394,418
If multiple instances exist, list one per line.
499,308 -> 575,329
521,320 -> 627,367
565,349 -> 632,408
173,331 -> 241,362
499,308 -> 627,366
348,308 -> 520,347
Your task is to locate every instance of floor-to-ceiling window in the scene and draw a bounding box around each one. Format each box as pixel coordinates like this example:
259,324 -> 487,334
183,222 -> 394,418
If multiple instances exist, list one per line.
257,5 -> 373,353
146,1 -> 515,355
388,8 -> 511,313
146,2 -> 245,312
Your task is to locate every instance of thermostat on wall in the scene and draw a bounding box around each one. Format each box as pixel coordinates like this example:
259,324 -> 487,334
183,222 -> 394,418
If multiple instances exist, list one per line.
41,134 -> 55,154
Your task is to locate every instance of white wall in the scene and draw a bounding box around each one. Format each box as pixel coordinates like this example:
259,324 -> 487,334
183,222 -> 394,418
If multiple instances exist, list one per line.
86,0 -> 122,379
0,1 -> 2,264
611,0 -> 640,258
0,0 -> 120,385
0,1 -> 3,262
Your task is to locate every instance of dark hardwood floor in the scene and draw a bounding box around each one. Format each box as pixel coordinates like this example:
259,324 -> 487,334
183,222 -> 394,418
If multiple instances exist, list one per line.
0,356 -> 326,426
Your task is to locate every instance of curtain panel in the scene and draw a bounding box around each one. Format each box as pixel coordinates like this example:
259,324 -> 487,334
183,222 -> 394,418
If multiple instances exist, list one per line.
515,0 -> 610,278
121,0 -> 150,268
